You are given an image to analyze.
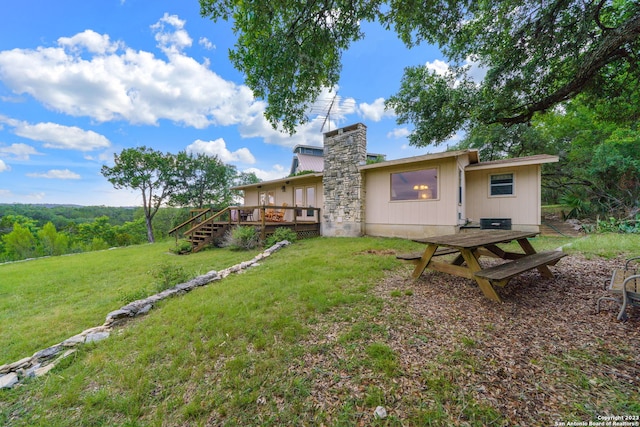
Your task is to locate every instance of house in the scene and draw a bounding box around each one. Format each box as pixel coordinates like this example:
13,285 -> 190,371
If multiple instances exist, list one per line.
289,144 -> 385,176
233,123 -> 558,239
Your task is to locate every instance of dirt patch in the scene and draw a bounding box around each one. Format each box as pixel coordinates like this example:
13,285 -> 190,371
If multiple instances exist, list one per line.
298,254 -> 640,425
355,249 -> 398,256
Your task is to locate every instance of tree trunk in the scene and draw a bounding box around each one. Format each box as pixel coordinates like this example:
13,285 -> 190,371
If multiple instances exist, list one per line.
145,215 -> 155,243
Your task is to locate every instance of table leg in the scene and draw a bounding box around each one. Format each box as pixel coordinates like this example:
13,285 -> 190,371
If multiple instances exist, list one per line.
517,238 -> 554,278
460,248 -> 502,302
411,244 -> 438,279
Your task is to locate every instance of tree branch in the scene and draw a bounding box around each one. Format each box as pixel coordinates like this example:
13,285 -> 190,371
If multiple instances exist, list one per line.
494,12 -> 640,125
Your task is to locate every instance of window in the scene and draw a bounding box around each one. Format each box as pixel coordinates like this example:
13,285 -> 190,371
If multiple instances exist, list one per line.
490,173 -> 514,196
295,186 -> 316,217
391,169 -> 438,201
259,191 -> 275,205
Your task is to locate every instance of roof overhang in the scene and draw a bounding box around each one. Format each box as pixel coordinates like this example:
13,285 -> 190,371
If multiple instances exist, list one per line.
231,172 -> 323,191
358,149 -> 479,171
465,154 -> 559,171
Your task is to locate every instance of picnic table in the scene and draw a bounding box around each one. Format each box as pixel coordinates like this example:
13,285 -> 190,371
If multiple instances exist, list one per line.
403,230 -> 566,302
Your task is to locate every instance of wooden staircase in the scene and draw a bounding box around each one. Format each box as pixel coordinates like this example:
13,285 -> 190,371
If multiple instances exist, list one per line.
169,207 -> 232,253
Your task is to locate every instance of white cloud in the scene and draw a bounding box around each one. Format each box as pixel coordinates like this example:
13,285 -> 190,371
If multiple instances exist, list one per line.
186,138 -> 256,164
58,30 -> 122,55
0,16 -> 366,151
27,169 -> 81,179
242,164 -> 286,182
199,37 -> 215,50
387,127 -> 411,139
425,57 -> 487,83
425,59 -> 450,76
0,143 -> 42,160
0,159 -> 9,172
358,98 -> 394,122
238,111 -> 324,148
0,118 -> 111,151
151,13 -> 192,55
0,15 -> 260,130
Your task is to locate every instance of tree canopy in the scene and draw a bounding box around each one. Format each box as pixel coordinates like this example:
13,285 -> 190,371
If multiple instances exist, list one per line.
200,0 -> 640,145
101,146 -> 180,243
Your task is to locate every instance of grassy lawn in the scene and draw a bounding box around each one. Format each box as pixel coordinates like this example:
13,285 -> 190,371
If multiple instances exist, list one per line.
1,234 -> 638,426
0,240 -> 264,364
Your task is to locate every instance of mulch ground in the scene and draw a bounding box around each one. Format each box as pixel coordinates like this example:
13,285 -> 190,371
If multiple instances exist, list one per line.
298,254 -> 640,426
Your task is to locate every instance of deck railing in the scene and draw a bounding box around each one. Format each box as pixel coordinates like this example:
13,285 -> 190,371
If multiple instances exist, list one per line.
169,205 -> 322,243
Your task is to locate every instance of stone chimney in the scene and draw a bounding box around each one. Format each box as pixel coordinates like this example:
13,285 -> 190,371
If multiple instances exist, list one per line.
322,123 -> 367,237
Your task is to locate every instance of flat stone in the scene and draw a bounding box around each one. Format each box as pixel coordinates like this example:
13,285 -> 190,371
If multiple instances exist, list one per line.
0,372 -> 19,389
1,357 -> 32,374
33,345 -> 63,361
24,363 -> 42,378
34,363 -> 56,377
135,304 -> 152,316
105,309 -> 131,322
62,334 -> 86,346
81,326 -> 108,336
86,331 -> 110,343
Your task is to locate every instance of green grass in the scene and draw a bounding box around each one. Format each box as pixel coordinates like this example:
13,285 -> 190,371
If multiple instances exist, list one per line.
0,234 -> 638,426
0,240 -> 263,364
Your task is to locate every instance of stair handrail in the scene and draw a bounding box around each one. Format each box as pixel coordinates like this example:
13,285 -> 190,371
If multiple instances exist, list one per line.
169,208 -> 216,236
183,207 -> 231,237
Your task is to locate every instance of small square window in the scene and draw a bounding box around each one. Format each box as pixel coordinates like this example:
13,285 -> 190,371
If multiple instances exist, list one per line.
490,173 -> 514,196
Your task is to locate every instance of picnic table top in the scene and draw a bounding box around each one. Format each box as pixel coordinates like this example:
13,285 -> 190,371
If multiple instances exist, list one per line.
415,230 -> 538,249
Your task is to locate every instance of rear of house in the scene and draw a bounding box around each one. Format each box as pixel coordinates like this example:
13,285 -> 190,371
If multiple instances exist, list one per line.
233,123 -> 558,240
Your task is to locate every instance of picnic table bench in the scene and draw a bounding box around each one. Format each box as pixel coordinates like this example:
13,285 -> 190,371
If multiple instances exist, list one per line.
474,250 -> 567,287
402,230 -> 566,302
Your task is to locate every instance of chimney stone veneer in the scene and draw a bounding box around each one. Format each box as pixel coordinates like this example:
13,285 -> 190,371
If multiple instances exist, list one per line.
322,123 -> 367,237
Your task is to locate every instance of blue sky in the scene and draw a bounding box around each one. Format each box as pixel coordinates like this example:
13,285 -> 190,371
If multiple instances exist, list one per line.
0,0 -> 462,206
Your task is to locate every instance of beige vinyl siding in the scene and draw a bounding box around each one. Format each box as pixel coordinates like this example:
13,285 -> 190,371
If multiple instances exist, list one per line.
465,164 -> 541,230
363,157 -> 462,237
241,176 -> 323,222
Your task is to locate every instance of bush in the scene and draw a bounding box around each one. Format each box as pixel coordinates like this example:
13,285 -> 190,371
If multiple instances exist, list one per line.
170,240 -> 193,255
264,227 -> 297,248
151,264 -> 191,293
222,226 -> 261,250
118,287 -> 150,304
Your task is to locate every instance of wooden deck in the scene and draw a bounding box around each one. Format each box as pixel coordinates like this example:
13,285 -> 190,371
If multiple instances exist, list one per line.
169,205 -> 321,252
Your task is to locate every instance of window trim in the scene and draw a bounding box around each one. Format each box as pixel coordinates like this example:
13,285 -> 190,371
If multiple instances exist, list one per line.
489,172 -> 515,197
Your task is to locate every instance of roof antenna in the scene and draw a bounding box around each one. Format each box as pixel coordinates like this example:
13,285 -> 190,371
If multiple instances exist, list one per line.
320,92 -> 337,133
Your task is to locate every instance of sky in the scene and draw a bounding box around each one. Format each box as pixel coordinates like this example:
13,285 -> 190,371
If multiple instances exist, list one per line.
0,0 -> 465,207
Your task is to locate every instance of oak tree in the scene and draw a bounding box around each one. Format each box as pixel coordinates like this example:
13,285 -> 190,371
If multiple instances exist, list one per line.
101,147 -> 179,243
200,0 -> 640,145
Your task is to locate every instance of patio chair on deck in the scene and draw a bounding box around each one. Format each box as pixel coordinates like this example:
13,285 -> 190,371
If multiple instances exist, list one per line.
271,203 -> 287,222
239,208 -> 253,221
597,256 -> 640,321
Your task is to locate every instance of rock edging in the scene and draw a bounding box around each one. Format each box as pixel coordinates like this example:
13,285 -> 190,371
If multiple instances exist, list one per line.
0,241 -> 290,389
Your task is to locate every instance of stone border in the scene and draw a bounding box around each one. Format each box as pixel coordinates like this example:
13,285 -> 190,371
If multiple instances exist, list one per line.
0,241 -> 291,389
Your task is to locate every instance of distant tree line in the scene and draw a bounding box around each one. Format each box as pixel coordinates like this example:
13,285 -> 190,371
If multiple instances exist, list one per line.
0,148 -> 262,262
0,206 -> 193,262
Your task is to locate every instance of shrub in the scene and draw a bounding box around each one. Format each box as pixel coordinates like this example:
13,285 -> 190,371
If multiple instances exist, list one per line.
170,240 -> 193,255
264,227 -> 297,248
222,226 -> 261,250
151,264 -> 191,293
118,288 -> 150,304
